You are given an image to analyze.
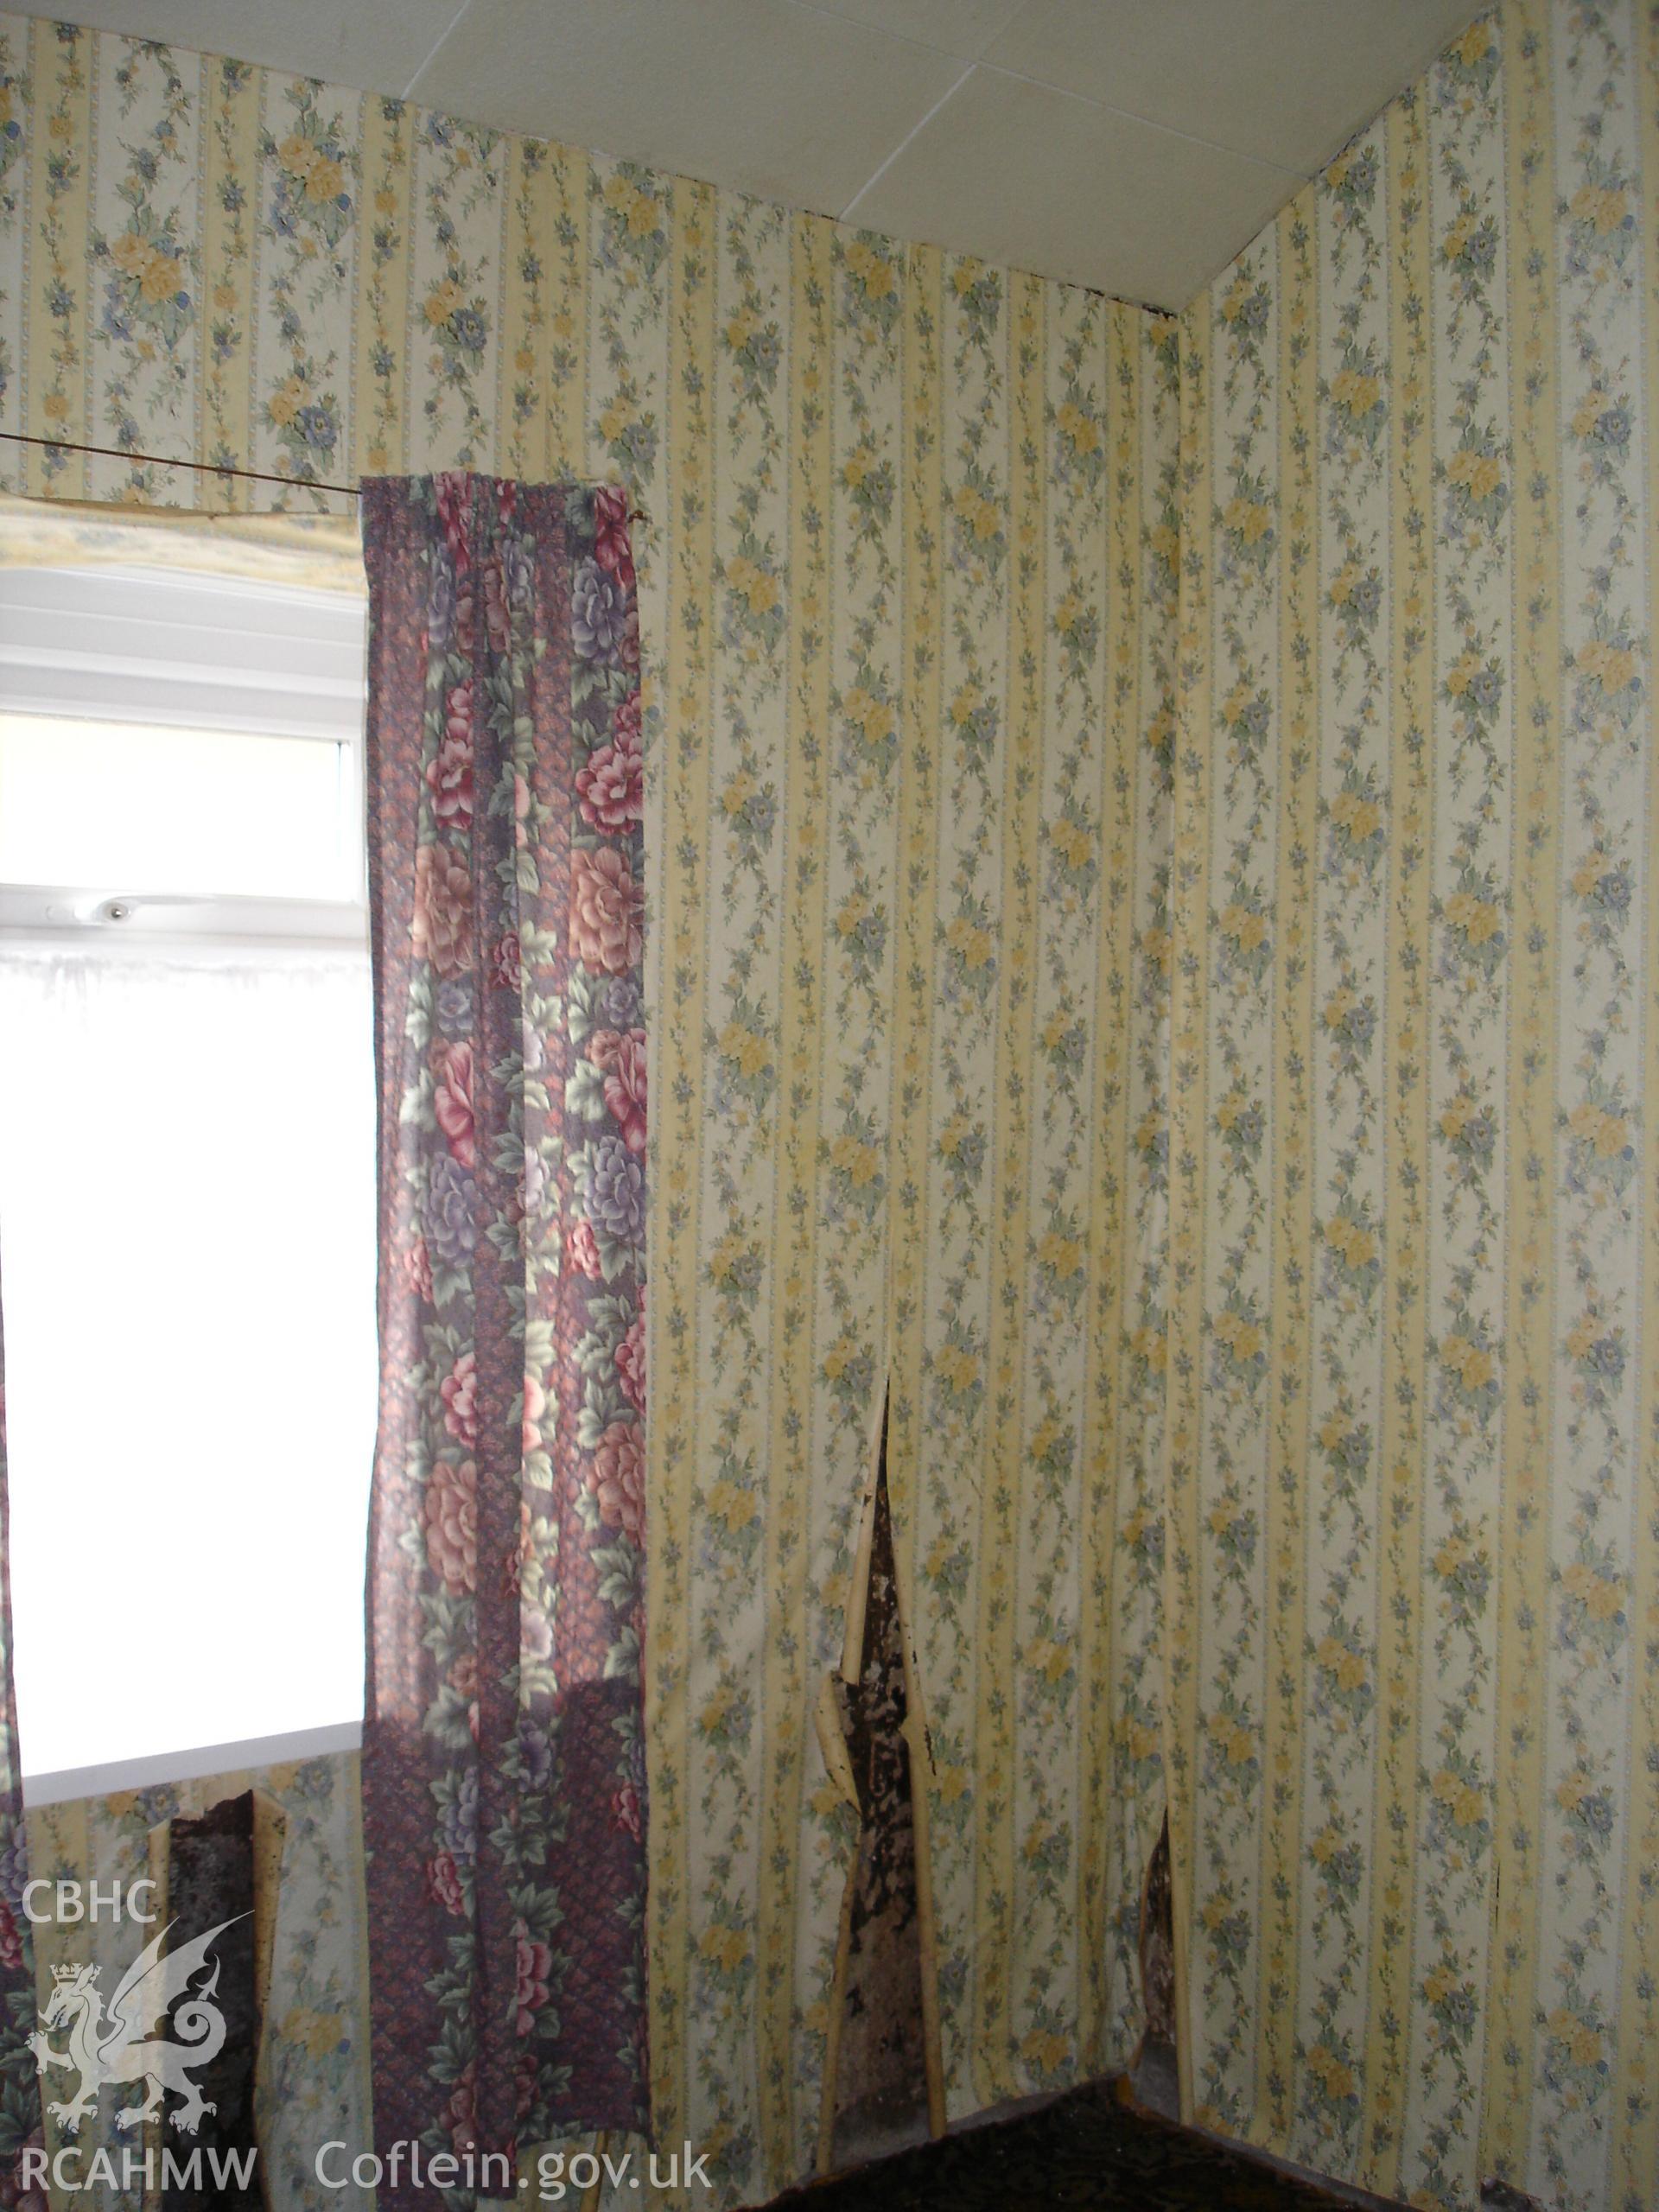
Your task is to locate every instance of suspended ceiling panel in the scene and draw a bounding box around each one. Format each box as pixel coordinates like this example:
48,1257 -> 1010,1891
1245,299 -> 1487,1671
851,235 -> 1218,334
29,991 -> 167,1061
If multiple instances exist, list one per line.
26,0 -> 1481,311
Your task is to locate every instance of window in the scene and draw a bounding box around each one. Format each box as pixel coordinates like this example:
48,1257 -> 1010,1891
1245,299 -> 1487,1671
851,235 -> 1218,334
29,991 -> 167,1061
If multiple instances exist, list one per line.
0,543 -> 377,1799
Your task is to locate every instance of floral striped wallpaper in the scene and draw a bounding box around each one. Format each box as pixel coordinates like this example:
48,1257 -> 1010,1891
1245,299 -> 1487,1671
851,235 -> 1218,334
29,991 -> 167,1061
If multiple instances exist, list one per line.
24,1758 -> 373,2212
0,14 -> 1174,2209
635,192 -> 1176,2212
1167,5 -> 1659,2209
8,4 -> 1659,2209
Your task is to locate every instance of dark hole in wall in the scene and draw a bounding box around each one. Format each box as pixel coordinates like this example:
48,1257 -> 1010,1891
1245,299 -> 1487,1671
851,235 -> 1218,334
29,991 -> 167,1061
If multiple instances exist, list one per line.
1132,1815 -> 1179,2120
826,1403 -> 931,2169
162,1791 -> 262,2211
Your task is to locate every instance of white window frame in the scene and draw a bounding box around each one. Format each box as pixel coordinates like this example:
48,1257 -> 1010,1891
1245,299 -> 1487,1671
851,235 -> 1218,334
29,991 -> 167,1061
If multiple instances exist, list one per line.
1,557 -> 372,1802
0,562 -> 369,950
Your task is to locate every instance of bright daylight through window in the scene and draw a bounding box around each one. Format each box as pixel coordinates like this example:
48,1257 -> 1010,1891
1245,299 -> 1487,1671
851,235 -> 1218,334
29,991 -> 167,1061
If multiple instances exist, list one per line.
0,537 -> 376,1795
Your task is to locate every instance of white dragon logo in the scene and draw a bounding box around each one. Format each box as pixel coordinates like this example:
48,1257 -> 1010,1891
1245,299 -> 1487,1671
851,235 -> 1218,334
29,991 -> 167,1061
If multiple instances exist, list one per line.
27,1917 -> 243,2138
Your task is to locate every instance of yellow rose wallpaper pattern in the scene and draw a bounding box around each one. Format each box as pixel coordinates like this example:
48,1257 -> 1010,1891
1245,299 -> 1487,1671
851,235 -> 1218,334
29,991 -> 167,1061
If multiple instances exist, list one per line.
25,1760 -> 373,2209
1168,6 -> 1659,2209
5,3 -> 1659,2209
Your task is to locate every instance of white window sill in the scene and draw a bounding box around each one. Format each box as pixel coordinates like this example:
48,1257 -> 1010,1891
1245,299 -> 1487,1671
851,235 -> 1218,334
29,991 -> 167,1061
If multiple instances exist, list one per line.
0,885 -> 368,949
22,1720 -> 364,1809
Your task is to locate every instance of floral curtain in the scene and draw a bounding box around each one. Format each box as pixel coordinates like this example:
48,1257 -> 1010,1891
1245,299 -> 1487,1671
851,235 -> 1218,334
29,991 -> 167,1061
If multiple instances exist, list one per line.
359,474 -> 648,2188
0,1290 -> 39,2185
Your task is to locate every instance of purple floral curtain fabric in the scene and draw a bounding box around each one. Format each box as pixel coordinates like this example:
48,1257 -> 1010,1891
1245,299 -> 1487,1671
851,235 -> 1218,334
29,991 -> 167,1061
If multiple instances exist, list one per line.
359,474 -> 647,2188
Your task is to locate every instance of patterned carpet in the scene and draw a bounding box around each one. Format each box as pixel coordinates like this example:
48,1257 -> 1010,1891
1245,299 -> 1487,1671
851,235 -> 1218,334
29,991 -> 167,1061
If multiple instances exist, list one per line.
760,2082 -> 1365,2210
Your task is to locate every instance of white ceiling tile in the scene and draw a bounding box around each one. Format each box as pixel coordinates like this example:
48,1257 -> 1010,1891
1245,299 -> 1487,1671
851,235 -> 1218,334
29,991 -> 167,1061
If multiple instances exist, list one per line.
988,0 -> 1481,175
850,64 -> 1296,312
19,0 -> 1480,306
30,0 -> 462,99
803,0 -> 1026,60
409,0 -> 967,217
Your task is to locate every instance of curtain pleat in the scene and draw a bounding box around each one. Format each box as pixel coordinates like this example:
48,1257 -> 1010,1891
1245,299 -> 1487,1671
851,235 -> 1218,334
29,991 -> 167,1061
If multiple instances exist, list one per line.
360,474 -> 648,2187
